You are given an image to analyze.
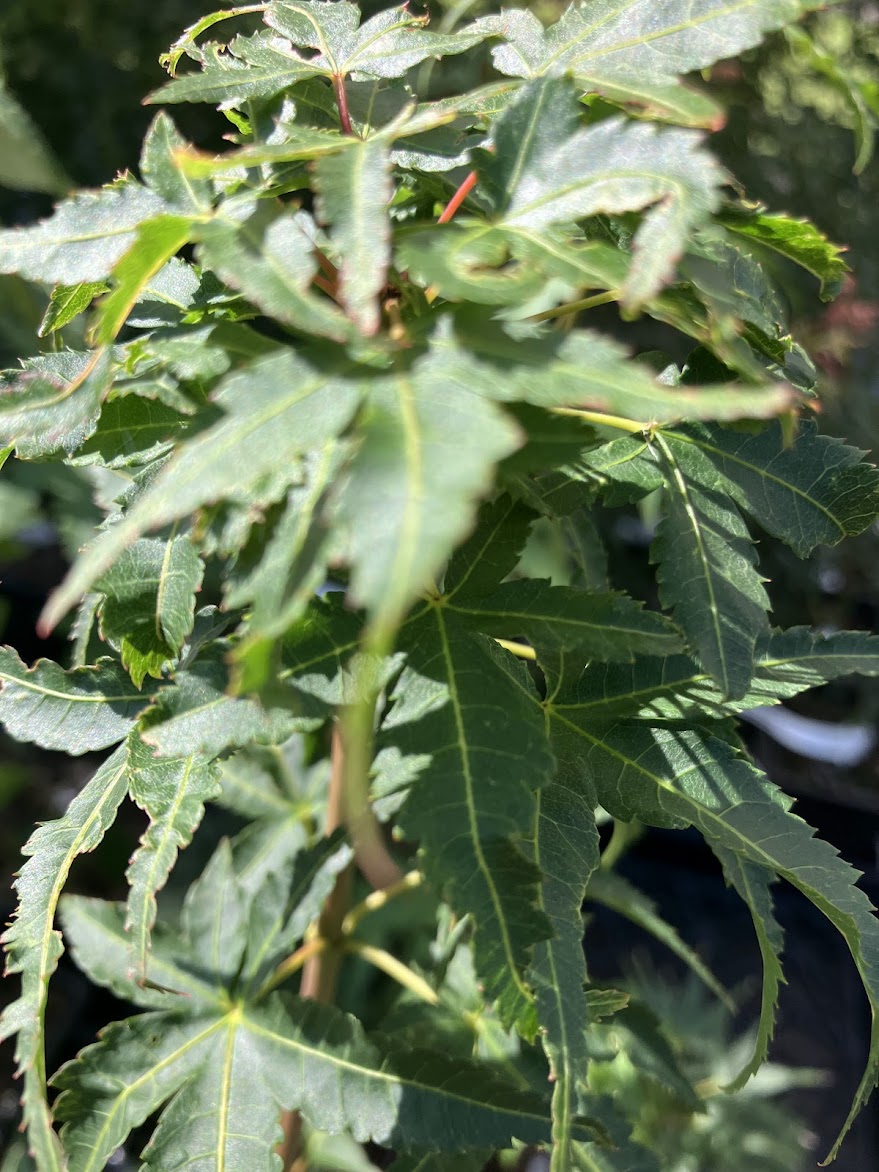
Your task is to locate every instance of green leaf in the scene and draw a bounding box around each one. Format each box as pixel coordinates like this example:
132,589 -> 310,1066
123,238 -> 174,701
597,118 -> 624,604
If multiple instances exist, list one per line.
553,626 -> 879,723
41,348 -> 363,631
96,527 -> 204,686
139,111 -> 214,212
672,420 -> 879,556
94,215 -> 194,344
195,204 -> 354,342
0,746 -> 131,1172
475,77 -> 724,307
445,319 -> 795,425
568,721 -> 879,1163
314,137 -> 392,335
0,647 -> 148,754
718,204 -> 848,300
265,2 -> 485,81
71,395 -> 190,469
339,347 -> 522,636
584,869 -> 732,1008
0,349 -> 114,459
651,432 -> 770,698
711,847 -> 785,1092
38,281 -> 107,337
0,180 -> 168,283
142,655 -> 323,760
443,495 -> 538,602
476,0 -> 806,126
125,739 -> 221,982
450,579 -> 683,661
529,736 -> 600,1170
384,614 -> 555,1027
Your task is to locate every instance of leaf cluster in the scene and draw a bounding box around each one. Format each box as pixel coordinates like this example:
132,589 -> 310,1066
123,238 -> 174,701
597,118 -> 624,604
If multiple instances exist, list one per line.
0,3 -> 876,1171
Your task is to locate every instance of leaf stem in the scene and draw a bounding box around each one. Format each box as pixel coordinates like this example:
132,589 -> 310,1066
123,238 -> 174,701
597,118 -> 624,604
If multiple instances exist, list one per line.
342,938 -> 439,1005
259,935 -> 330,997
332,73 -> 354,136
548,406 -> 646,434
341,870 -> 424,936
600,818 -> 643,871
529,289 -> 620,323
438,169 -> 478,223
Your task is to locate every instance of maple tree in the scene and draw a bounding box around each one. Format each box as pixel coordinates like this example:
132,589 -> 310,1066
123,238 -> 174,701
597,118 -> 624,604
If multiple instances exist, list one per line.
0,3 -> 878,1170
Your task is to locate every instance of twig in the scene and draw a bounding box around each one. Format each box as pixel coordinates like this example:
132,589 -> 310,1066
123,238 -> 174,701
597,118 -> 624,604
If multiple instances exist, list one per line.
332,73 -> 354,135
438,169 -> 478,223
528,289 -> 620,323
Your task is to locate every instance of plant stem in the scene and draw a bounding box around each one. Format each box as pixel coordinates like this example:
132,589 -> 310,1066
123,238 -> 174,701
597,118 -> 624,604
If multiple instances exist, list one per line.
438,169 -> 478,223
341,870 -> 424,936
332,73 -> 354,135
600,818 -> 642,871
548,405 -> 646,434
277,725 -> 353,1172
342,939 -> 439,1005
529,289 -> 620,323
340,641 -> 404,891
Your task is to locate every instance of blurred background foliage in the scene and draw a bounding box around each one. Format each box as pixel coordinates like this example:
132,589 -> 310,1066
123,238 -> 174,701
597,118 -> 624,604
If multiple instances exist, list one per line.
0,2 -> 878,1168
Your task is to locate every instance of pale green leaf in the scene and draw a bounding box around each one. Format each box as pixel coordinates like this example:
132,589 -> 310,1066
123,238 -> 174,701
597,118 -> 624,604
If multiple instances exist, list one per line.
0,349 -> 113,459
314,137 -> 392,335
476,0 -> 806,126
672,420 -> 879,556
0,181 -> 168,283
70,395 -> 190,469
384,615 -> 555,1027
41,348 -> 363,632
651,432 -> 770,698
139,111 -> 214,212
339,348 -> 522,635
718,204 -> 848,300
96,527 -> 204,686
476,76 -> 724,307
125,739 -> 221,981
94,216 -> 194,344
0,746 -> 130,1172
0,647 -> 148,754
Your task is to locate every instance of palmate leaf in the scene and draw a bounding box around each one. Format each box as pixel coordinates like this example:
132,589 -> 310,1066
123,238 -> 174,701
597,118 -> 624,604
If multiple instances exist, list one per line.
551,626 -> 879,722
443,494 -> 538,601
475,76 -> 724,308
71,396 -> 191,469
383,612 -> 555,1029
0,647 -> 148,754
0,180 -> 168,284
0,745 -> 131,1172
711,847 -> 785,1092
561,720 -> 879,1162
139,111 -> 214,214
651,432 -> 770,699
450,578 -> 683,660
313,136 -> 392,336
125,738 -> 221,981
41,347 -> 364,632
475,0 -> 808,127
0,349 -> 113,459
96,528 -> 204,686
339,347 -> 522,636
55,847 -> 595,1171
673,420 -> 879,556
443,319 -> 795,425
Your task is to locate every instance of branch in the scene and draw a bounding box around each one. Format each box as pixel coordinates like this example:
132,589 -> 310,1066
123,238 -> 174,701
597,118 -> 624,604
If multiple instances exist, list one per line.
438,169 -> 478,223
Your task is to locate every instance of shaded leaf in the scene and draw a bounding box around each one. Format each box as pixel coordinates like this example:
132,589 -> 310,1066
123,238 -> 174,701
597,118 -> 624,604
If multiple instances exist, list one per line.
651,432 -> 770,698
